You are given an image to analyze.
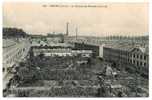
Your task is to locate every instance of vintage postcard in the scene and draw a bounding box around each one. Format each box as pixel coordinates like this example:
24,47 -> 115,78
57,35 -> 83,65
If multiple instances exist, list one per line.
2,2 -> 149,97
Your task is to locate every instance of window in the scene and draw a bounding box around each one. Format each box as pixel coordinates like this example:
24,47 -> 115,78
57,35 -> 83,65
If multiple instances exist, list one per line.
137,61 -> 139,66
140,62 -> 142,66
140,55 -> 142,59
137,55 -> 139,59
3,68 -> 5,72
144,56 -> 146,60
133,54 -> 135,58
7,68 -> 10,72
144,63 -> 146,66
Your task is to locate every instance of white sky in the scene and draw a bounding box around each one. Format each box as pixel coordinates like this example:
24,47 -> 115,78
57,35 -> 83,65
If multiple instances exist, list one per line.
3,2 -> 148,36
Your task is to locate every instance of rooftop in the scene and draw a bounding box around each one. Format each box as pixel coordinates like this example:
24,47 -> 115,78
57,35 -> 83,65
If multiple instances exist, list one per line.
104,43 -> 148,54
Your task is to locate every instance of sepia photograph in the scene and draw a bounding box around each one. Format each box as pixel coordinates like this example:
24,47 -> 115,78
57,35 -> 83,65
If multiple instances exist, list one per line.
2,1 -> 149,97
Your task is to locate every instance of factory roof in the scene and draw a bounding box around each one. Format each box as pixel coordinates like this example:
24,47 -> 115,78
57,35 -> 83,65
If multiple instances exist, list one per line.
104,43 -> 148,54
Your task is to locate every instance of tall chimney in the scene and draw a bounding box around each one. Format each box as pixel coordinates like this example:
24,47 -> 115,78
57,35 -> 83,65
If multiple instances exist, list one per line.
66,22 -> 69,36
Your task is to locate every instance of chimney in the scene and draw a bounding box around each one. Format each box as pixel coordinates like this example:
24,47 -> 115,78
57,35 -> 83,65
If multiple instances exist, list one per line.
66,22 -> 69,36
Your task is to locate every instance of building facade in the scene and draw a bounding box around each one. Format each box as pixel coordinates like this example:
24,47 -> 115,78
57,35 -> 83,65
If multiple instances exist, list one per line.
103,44 -> 149,77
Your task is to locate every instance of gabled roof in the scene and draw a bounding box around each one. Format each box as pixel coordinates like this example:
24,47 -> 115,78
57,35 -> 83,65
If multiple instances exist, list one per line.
130,47 -> 149,55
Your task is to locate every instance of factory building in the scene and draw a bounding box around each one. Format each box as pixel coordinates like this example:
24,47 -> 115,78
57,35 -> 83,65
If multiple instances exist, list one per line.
103,44 -> 149,77
74,42 -> 99,57
128,47 -> 149,76
31,45 -> 92,57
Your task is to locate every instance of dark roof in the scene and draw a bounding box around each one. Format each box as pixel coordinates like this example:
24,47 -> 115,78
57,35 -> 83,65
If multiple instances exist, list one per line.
104,43 -> 149,55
